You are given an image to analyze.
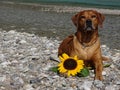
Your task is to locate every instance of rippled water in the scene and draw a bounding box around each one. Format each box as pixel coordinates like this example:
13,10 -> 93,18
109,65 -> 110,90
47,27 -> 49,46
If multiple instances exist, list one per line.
1,0 -> 120,9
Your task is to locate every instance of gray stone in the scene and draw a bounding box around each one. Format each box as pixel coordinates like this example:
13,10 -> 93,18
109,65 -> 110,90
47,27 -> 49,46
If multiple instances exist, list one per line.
0,30 -> 119,90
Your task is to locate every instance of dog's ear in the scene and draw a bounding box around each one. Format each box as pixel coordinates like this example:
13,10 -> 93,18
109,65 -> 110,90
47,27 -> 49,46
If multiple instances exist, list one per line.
97,13 -> 105,28
71,13 -> 79,27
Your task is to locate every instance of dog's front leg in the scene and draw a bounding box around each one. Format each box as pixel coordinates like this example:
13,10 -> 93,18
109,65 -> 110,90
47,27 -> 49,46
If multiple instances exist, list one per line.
93,56 -> 103,80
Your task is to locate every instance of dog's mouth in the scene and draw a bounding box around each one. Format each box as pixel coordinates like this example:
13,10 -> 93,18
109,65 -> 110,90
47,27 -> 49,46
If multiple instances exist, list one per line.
84,23 -> 95,31
83,20 -> 96,31
85,26 -> 93,31
84,26 -> 95,31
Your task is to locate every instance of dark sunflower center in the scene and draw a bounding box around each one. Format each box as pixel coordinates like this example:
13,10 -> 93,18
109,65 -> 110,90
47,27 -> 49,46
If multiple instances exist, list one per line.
63,59 -> 77,70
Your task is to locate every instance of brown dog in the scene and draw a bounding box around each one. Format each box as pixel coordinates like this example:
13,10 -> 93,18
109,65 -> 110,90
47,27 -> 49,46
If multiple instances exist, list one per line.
58,10 -> 108,80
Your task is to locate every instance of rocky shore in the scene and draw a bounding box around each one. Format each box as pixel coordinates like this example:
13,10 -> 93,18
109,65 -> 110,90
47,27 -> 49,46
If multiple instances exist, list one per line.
0,30 -> 119,90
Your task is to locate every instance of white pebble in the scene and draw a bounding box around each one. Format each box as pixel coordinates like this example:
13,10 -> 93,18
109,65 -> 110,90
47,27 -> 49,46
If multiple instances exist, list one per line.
102,71 -> 107,76
80,81 -> 93,90
105,85 -> 115,90
116,81 -> 120,85
23,84 -> 34,90
0,54 -> 5,61
101,45 -> 107,48
8,30 -> 16,34
19,40 -> 27,44
93,80 -> 104,88
30,48 -> 37,51
1,61 -> 11,67
110,64 -> 115,68
0,75 -> 6,82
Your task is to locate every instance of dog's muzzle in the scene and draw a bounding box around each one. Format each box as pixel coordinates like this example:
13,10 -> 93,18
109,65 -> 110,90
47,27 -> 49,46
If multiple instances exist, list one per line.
85,19 -> 94,31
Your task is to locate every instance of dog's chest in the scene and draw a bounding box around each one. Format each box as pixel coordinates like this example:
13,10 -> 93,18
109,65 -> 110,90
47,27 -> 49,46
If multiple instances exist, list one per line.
79,47 -> 94,60
73,42 -> 99,60
72,35 -> 100,60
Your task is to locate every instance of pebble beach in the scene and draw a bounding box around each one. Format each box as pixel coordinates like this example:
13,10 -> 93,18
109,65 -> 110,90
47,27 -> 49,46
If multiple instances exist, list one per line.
0,1 -> 120,90
0,30 -> 119,90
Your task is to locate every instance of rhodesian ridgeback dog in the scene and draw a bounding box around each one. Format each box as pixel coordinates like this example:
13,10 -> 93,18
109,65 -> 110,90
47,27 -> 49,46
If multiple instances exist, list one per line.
58,10 -> 109,80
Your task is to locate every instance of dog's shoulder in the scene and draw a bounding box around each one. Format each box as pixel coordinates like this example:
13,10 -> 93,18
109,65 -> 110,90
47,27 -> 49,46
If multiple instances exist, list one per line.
61,34 -> 74,44
58,35 -> 74,56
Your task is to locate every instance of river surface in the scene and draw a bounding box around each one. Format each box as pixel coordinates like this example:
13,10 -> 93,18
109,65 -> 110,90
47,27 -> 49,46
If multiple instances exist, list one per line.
1,0 -> 120,9
0,2 -> 119,50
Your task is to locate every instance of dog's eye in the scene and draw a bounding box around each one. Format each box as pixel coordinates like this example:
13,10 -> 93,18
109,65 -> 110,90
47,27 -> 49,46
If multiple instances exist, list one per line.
91,15 -> 97,18
80,15 -> 85,19
91,15 -> 96,18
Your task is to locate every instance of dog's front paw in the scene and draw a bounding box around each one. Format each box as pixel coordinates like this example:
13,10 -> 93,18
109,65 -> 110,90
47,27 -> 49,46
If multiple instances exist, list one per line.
102,56 -> 111,61
95,75 -> 103,81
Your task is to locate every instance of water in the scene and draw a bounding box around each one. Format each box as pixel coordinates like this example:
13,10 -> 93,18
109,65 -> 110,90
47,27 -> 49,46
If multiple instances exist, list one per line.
0,2 -> 119,50
1,0 -> 120,9
0,1 -> 119,50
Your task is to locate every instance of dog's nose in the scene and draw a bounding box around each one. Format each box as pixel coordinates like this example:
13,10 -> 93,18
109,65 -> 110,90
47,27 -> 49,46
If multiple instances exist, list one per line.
86,19 -> 92,26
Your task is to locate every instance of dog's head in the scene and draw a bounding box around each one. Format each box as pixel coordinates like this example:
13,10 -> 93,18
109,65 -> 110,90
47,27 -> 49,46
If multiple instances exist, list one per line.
72,10 -> 105,31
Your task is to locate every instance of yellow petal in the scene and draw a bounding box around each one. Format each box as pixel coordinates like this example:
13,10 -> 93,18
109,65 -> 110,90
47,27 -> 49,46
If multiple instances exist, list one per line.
67,71 -> 71,77
75,67 -> 80,72
60,67 -> 67,72
79,65 -> 84,69
59,56 -> 64,61
58,63 -> 63,67
71,70 -> 76,76
58,66 -> 64,70
62,53 -> 69,59
78,60 -> 84,65
62,69 -> 67,73
59,69 -> 67,73
74,55 -> 78,60
58,65 -> 67,73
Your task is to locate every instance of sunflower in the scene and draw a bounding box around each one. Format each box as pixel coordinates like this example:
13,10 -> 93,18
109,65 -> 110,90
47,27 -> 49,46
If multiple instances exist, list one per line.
58,53 -> 84,77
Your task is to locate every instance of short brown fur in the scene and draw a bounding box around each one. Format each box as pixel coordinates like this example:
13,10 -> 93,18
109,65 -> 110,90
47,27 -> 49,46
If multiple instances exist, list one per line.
58,10 -> 109,80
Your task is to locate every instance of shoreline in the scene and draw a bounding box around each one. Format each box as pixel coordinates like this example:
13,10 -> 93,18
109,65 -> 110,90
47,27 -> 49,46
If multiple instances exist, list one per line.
0,1 -> 119,50
0,1 -> 120,15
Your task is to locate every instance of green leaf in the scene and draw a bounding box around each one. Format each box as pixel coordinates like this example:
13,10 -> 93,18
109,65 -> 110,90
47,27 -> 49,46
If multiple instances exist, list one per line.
49,66 -> 59,73
77,68 -> 89,77
104,64 -> 111,68
87,67 -> 93,70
